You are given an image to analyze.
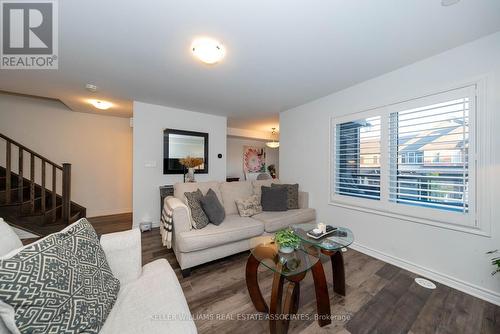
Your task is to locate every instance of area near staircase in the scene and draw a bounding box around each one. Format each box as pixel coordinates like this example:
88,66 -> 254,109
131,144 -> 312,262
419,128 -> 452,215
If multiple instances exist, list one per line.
0,133 -> 86,236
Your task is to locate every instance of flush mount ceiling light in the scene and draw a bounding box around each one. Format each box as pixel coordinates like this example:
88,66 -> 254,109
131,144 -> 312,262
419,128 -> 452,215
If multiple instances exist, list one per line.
266,128 -> 280,149
191,37 -> 225,64
441,0 -> 460,6
89,100 -> 112,110
85,83 -> 98,92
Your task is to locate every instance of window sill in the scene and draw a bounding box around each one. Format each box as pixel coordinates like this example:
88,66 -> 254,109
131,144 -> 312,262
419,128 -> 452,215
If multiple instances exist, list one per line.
328,201 -> 491,237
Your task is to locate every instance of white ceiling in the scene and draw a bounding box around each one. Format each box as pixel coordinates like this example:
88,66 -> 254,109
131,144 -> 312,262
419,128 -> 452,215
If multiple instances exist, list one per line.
1,0 -> 500,132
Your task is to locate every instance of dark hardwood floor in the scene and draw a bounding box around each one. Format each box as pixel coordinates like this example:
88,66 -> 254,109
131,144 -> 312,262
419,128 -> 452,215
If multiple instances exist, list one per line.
84,214 -> 500,333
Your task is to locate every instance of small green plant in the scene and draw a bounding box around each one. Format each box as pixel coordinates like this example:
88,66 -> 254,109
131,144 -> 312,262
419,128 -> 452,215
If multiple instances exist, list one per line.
274,228 -> 300,249
487,250 -> 500,276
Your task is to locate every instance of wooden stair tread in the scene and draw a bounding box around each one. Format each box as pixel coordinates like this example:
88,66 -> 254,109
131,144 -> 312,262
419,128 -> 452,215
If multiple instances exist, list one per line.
0,185 -> 30,191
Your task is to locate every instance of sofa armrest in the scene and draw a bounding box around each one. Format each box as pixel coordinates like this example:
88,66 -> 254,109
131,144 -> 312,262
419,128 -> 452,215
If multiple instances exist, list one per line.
0,218 -> 23,257
165,196 -> 192,234
298,191 -> 309,209
100,228 -> 142,285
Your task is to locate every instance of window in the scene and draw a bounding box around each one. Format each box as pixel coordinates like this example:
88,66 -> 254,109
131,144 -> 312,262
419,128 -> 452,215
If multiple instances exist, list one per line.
335,116 -> 381,200
389,97 -> 469,213
331,85 -> 481,230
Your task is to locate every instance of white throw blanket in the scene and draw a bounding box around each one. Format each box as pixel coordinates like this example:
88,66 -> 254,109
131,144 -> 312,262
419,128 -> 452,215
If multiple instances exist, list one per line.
160,198 -> 174,249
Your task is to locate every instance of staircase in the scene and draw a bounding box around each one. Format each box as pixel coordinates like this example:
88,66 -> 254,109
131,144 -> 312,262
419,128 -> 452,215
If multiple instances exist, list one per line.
0,133 -> 86,236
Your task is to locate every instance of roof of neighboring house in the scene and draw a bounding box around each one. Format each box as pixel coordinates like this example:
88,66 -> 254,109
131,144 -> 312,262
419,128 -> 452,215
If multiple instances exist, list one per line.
398,121 -> 466,152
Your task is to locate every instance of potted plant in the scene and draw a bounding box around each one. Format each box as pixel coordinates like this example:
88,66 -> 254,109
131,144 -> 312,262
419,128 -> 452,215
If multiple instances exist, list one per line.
274,228 -> 300,254
179,156 -> 204,182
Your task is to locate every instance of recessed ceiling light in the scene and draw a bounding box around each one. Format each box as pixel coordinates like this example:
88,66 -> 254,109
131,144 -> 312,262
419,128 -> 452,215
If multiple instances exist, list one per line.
191,37 -> 225,65
441,0 -> 460,6
89,100 -> 112,110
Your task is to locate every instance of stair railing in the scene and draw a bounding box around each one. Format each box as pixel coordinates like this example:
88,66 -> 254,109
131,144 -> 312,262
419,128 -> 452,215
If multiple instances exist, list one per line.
0,133 -> 72,224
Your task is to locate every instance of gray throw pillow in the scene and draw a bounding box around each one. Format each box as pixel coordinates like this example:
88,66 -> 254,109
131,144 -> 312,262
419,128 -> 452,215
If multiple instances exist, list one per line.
200,188 -> 226,225
0,218 -> 120,334
184,189 -> 210,229
272,183 -> 299,209
261,186 -> 288,211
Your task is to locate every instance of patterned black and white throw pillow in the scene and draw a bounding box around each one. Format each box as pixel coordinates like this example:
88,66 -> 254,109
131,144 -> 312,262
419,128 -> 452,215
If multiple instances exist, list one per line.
0,218 -> 120,334
184,189 -> 210,229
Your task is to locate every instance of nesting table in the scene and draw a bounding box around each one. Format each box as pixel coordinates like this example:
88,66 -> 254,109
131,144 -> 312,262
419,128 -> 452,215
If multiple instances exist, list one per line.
245,225 -> 354,334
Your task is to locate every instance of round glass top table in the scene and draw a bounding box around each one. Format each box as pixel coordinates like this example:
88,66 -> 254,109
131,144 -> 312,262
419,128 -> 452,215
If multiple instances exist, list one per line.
291,223 -> 354,251
292,223 -> 354,297
245,236 -> 332,334
249,236 -> 323,277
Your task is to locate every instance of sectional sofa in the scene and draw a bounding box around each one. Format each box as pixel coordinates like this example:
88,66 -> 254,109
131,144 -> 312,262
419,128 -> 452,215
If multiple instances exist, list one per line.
164,180 -> 316,276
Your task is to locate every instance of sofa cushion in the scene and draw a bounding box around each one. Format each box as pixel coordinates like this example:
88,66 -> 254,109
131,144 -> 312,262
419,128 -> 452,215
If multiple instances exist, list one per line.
200,188 -> 225,225
0,218 -> 120,334
253,208 -> 316,232
101,259 -> 197,334
174,181 -> 223,204
184,189 -> 210,229
177,215 -> 264,252
220,181 -> 253,215
0,317 -> 8,334
252,179 -> 280,204
261,186 -> 288,211
0,218 -> 22,257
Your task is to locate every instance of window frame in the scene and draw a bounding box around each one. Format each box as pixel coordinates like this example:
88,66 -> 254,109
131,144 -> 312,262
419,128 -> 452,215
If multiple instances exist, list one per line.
329,81 -> 491,236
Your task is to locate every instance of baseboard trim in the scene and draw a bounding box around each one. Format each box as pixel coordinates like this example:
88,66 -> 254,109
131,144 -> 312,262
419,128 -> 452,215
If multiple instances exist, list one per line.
87,208 -> 132,218
350,242 -> 500,306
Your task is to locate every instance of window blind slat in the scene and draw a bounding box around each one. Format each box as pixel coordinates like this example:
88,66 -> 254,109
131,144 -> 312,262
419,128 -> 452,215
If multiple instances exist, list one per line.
396,124 -> 469,135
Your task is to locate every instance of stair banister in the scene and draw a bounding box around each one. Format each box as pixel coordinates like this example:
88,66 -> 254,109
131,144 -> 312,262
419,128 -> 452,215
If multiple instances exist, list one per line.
5,142 -> 11,204
1,132 -> 72,225
62,163 -> 71,224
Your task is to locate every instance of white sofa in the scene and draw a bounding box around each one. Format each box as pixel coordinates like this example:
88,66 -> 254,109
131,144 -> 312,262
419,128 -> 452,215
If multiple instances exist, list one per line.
165,180 -> 316,275
0,218 -> 197,334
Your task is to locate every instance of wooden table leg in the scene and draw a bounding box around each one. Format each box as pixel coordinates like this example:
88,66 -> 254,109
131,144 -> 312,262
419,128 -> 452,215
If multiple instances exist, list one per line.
282,281 -> 301,334
311,260 -> 332,327
245,253 -> 269,313
331,250 -> 346,296
269,271 -> 285,334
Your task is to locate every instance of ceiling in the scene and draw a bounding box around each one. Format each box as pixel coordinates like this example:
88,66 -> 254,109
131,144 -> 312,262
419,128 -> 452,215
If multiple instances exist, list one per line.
1,0 -> 500,132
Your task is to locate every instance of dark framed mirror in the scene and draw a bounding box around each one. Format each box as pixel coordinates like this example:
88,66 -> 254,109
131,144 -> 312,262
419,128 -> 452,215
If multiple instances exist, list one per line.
163,129 -> 209,174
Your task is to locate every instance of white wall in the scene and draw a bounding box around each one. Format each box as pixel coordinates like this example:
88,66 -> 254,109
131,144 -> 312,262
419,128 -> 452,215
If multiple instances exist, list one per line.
280,32 -> 500,304
0,93 -> 133,217
226,136 -> 279,180
227,127 -> 274,140
133,101 -> 227,228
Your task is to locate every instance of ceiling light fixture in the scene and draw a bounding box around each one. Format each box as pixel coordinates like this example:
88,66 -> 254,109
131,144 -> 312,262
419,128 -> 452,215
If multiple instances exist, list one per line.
266,128 -> 280,149
89,100 -> 112,110
85,83 -> 98,92
441,0 -> 460,6
191,37 -> 225,64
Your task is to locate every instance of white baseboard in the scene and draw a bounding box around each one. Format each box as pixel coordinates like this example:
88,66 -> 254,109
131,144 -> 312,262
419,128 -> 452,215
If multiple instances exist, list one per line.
132,221 -> 161,229
350,242 -> 500,306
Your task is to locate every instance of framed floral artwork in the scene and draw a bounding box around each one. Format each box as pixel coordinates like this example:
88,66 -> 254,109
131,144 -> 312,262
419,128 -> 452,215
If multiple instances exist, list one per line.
243,146 -> 266,173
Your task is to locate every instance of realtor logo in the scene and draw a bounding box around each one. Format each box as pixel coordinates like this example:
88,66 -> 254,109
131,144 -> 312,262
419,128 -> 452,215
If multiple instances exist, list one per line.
1,0 -> 58,69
